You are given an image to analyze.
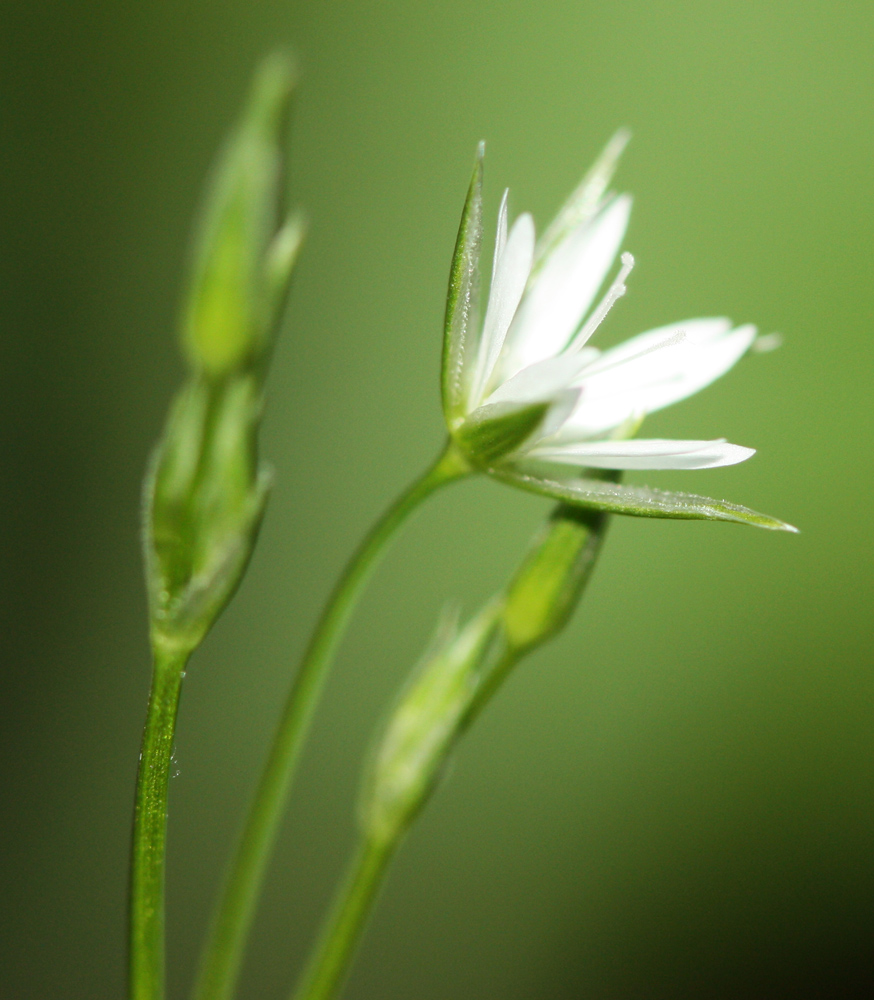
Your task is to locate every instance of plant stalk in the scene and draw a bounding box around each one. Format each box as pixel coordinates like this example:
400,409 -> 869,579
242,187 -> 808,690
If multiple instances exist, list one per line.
193,442 -> 470,1000
291,837 -> 392,1000
130,643 -> 191,1000
290,506 -> 611,1000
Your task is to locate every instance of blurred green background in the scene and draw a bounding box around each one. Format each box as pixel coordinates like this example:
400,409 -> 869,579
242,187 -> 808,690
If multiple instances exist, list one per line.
2,1 -> 873,997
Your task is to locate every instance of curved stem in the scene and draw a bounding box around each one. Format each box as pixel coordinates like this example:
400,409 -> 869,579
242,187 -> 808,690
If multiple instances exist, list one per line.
291,507 -> 612,1000
291,837 -> 392,1000
130,643 -> 190,1000
193,442 -> 470,1000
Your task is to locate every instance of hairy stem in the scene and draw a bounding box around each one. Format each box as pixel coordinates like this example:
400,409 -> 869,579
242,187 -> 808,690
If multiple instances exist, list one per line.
130,643 -> 190,1000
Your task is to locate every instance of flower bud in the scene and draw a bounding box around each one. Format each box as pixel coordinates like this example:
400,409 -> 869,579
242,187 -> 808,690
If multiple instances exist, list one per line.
361,604 -> 501,845
145,376 -> 271,652
182,52 -> 300,378
360,504 -> 611,847
502,504 -> 608,653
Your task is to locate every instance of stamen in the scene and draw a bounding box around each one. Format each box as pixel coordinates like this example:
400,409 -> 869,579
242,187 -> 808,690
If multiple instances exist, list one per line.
566,252 -> 635,353
580,329 -> 687,380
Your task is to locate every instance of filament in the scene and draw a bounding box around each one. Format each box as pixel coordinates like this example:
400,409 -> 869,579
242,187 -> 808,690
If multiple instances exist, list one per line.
566,252 -> 635,353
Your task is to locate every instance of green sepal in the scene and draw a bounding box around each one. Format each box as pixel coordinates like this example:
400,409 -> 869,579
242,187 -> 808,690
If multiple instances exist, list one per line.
182,52 -> 298,378
442,144 -> 484,425
494,467 -> 798,531
144,376 -> 272,652
264,210 -> 306,334
533,129 -> 630,273
454,400 -> 550,466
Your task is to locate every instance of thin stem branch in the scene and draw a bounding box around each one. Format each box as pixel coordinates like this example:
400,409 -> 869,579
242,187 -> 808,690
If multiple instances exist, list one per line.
291,837 -> 393,1000
288,507 -> 612,1000
130,643 -> 190,1000
193,442 -> 470,1000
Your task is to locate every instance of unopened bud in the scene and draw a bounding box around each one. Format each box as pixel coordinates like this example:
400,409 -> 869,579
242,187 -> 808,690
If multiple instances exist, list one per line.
361,604 -> 501,845
183,52 -> 299,377
502,504 -> 608,653
146,375 -> 271,652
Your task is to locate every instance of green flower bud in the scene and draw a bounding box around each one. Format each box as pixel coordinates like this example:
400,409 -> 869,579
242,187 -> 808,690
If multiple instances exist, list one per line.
502,504 -> 608,653
361,604 -> 501,845
182,52 -> 300,378
145,375 -> 270,652
360,501 -> 611,850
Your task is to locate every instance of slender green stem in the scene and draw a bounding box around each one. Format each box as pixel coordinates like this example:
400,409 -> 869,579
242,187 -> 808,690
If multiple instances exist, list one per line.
292,507 -> 612,1000
130,643 -> 191,1000
292,837 -> 393,1000
286,649 -> 522,1000
193,442 -> 470,1000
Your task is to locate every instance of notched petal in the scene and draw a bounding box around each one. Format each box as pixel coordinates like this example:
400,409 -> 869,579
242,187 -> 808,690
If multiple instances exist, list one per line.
528,438 -> 756,471
470,212 -> 535,407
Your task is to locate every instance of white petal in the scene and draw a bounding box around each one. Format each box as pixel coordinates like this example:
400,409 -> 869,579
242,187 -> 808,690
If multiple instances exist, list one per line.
535,388 -> 582,441
469,211 -> 535,407
496,194 -> 632,381
485,348 -> 598,406
586,317 -> 734,371
491,190 -> 509,283
527,437 -> 756,470
559,320 -> 756,438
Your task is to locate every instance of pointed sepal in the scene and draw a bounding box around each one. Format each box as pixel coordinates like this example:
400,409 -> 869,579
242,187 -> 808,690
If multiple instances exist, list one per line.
144,376 -> 272,652
442,144 -> 484,425
264,210 -> 306,333
454,400 -> 550,467
494,466 -> 797,531
533,128 -> 630,272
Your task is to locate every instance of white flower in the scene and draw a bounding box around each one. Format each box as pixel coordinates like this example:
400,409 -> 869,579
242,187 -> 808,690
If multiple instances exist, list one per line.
441,137 -> 795,531
450,176 -> 755,474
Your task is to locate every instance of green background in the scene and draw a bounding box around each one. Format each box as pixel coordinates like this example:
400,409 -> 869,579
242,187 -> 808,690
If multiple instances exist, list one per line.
2,1 -> 872,997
